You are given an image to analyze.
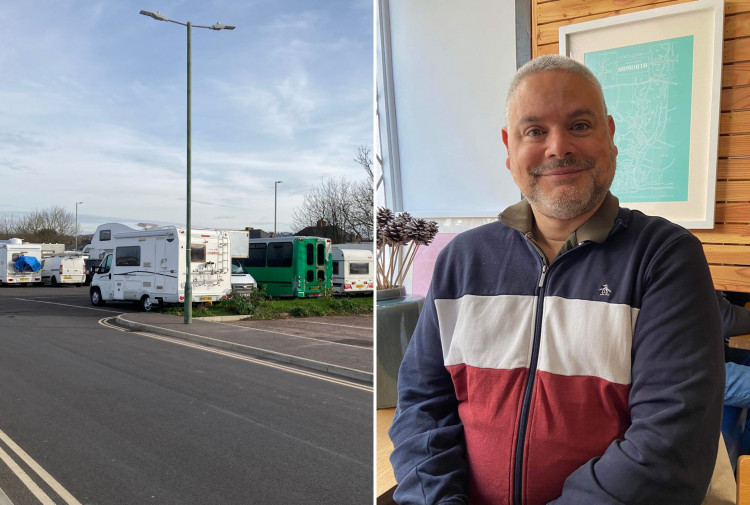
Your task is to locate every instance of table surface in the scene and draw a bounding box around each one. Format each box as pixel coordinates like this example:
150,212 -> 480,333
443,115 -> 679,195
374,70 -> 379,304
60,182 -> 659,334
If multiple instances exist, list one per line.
377,407 -> 397,498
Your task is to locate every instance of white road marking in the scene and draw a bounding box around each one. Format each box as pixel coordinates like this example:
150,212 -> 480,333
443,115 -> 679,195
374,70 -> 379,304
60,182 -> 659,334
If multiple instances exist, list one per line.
0,485 -> 13,505
99,318 -> 373,392
0,428 -> 82,505
13,298 -> 122,314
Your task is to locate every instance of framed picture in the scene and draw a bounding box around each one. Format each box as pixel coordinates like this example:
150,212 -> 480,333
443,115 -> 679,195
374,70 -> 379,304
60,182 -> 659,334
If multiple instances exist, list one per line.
559,0 -> 724,229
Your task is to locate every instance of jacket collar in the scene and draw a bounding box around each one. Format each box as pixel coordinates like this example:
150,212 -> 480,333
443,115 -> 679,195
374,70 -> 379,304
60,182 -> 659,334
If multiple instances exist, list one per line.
499,192 -> 620,256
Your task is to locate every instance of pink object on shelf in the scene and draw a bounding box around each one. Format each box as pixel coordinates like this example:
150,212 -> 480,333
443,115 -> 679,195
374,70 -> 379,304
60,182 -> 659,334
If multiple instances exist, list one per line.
411,233 -> 458,297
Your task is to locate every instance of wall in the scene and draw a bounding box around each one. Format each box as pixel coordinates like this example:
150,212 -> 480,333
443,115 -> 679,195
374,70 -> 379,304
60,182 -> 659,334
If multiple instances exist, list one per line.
532,0 -> 750,292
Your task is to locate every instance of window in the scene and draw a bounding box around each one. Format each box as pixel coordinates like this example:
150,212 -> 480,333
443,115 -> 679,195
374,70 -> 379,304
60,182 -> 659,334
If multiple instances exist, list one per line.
307,270 -> 314,282
306,244 -> 314,265
350,262 -> 369,275
332,261 -> 340,275
248,243 -> 267,267
191,244 -> 206,263
317,244 -> 326,266
11,253 -> 20,261
317,270 -> 325,281
99,229 -> 111,241
99,254 -> 112,274
268,243 -> 293,268
115,246 -> 140,266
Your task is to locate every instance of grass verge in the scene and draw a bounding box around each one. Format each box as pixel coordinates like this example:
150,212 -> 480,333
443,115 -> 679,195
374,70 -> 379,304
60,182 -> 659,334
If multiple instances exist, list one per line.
155,289 -> 373,320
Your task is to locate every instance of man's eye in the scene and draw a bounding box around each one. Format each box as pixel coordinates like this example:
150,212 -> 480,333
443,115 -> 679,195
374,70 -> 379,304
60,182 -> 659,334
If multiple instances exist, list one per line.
526,128 -> 543,137
571,122 -> 589,131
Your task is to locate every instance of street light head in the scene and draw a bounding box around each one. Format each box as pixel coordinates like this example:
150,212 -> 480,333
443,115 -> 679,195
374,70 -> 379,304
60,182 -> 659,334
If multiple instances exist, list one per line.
211,22 -> 235,30
140,10 -> 168,21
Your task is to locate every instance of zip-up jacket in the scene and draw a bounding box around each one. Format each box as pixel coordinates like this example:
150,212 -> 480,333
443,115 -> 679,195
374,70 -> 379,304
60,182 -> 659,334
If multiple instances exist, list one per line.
389,194 -> 724,505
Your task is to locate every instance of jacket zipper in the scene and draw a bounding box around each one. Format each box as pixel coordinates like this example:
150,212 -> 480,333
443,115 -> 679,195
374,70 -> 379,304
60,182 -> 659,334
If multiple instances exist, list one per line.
513,261 -> 548,505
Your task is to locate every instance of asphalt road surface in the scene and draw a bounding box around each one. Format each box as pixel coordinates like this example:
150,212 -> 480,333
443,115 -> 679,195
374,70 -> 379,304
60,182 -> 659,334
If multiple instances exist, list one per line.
0,286 -> 372,505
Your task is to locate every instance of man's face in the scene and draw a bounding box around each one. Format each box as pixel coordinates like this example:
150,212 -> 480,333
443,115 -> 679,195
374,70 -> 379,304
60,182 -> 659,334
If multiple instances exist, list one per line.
502,70 -> 618,221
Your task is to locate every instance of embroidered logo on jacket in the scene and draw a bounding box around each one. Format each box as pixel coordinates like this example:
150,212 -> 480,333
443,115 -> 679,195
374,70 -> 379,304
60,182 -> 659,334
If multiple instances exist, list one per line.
598,284 -> 612,297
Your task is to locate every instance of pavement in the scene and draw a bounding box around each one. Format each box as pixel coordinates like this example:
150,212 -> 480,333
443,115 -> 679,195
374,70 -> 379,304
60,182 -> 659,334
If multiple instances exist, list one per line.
115,312 -> 373,384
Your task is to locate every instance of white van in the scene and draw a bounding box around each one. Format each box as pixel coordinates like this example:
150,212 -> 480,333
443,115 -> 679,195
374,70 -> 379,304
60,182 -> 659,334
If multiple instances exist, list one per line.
0,239 -> 43,286
89,224 -> 232,311
41,255 -> 86,286
331,247 -> 373,295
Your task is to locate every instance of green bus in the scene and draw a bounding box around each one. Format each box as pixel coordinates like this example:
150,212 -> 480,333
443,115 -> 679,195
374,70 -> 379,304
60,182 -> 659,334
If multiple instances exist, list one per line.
240,237 -> 333,297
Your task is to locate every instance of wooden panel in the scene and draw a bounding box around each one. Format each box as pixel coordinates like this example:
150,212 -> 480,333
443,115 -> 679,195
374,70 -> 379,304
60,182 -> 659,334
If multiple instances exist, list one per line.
535,0 -> 688,46
723,62 -> 750,87
722,87 -> 750,112
536,0 -> 686,25
717,180 -> 750,201
718,133 -> 750,157
537,43 -> 559,56
715,202 -> 750,223
709,264 -> 750,291
703,244 -> 750,264
724,37 -> 750,64
739,455 -> 750,505
720,110 -> 750,134
692,224 -> 750,244
727,0 -> 750,16
718,158 -> 750,180
726,12 -> 750,38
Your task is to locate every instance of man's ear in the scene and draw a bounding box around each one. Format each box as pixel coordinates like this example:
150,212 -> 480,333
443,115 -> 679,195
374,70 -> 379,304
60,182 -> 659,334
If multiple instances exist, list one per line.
607,115 -> 618,156
502,128 -> 511,170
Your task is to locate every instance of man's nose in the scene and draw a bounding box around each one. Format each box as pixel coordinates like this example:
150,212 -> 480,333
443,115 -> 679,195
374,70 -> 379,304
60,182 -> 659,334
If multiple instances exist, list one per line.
545,128 -> 573,159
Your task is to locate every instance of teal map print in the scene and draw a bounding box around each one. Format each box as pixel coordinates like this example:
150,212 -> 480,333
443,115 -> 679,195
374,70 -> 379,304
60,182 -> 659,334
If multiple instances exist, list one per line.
585,36 -> 694,203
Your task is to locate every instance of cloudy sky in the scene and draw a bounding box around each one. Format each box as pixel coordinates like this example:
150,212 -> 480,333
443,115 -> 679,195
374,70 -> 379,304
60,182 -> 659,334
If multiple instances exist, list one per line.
0,0 -> 372,235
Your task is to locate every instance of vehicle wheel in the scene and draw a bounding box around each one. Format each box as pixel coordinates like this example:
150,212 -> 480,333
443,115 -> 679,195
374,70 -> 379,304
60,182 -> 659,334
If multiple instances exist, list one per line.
90,288 -> 105,306
51,277 -> 58,287
140,295 -> 153,312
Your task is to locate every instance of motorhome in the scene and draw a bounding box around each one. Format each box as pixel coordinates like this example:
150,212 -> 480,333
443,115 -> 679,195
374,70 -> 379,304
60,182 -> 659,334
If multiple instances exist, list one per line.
89,224 -> 233,311
0,239 -> 43,286
331,247 -> 374,295
41,255 -> 86,286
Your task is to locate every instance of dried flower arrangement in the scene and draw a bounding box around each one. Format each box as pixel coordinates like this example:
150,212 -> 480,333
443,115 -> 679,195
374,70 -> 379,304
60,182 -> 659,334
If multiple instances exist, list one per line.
377,207 -> 439,290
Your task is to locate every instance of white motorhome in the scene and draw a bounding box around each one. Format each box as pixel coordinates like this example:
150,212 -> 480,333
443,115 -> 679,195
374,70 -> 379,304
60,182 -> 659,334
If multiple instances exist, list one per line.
89,224 -> 232,311
331,247 -> 373,295
0,239 -> 43,286
41,255 -> 86,286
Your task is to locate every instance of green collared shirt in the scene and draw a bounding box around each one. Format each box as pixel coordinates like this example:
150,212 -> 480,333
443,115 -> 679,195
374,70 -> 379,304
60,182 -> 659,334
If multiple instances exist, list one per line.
499,192 -> 620,261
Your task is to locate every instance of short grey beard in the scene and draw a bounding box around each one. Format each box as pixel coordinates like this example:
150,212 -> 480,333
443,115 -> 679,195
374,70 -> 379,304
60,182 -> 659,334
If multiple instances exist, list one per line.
524,156 -> 613,220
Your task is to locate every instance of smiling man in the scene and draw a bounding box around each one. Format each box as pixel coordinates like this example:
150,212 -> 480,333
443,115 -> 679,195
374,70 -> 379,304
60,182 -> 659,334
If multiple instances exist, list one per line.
388,55 -> 724,505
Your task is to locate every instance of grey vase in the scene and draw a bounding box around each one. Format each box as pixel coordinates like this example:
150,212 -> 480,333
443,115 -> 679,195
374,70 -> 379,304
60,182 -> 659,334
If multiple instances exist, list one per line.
376,286 -> 424,409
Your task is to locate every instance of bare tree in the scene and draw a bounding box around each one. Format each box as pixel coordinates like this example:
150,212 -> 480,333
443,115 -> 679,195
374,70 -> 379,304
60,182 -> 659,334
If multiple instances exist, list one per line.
292,146 -> 374,242
0,206 -> 76,247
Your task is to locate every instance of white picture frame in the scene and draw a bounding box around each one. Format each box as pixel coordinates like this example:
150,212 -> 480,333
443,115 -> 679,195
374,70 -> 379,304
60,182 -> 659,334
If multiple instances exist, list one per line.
560,0 -> 724,229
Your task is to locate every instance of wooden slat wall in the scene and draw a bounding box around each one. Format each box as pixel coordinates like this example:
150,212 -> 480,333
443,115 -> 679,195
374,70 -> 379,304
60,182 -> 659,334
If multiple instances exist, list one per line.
531,0 -> 750,292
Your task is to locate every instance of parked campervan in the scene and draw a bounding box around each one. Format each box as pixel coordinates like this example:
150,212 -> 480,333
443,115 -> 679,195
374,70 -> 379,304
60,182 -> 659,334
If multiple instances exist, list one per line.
331,247 -> 373,295
41,255 -> 86,286
0,239 -> 43,286
89,224 -> 232,311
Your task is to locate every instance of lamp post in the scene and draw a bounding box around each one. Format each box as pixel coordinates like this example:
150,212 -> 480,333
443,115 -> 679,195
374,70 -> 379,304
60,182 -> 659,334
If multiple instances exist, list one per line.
274,180 -> 282,236
140,10 -> 234,324
75,201 -> 84,251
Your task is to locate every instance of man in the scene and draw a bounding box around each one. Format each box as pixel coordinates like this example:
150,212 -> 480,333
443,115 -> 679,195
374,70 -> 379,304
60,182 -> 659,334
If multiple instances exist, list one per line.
388,54 -> 725,505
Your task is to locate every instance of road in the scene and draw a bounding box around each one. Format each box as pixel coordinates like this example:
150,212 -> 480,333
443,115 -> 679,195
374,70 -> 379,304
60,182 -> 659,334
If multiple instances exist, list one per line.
0,286 -> 372,505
